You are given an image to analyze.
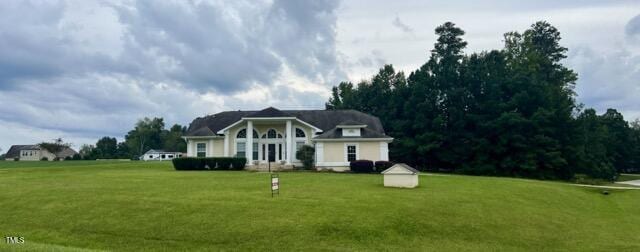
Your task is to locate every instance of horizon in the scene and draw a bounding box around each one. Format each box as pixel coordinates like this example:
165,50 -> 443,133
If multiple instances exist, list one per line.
1,0 -> 639,152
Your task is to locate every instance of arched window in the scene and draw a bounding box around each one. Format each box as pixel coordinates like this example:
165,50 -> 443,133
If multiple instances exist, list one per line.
236,129 -> 259,139
267,129 -> 277,138
295,128 -> 305,138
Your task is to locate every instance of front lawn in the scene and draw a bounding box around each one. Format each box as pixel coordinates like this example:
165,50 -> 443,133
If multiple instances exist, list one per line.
0,161 -> 638,251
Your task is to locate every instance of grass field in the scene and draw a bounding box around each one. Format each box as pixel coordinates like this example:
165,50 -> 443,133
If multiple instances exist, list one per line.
0,161 -> 639,251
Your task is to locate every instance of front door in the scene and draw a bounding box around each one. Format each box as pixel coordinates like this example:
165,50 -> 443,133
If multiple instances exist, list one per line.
268,144 -> 276,162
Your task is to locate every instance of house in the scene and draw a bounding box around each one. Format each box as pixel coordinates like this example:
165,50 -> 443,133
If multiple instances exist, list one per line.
4,144 -> 78,161
381,163 -> 420,188
140,149 -> 183,161
183,107 -> 393,171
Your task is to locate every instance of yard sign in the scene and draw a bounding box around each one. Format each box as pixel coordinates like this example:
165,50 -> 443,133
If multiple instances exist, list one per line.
271,173 -> 279,197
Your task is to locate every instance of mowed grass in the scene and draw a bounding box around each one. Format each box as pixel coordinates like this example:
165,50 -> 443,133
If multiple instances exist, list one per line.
0,162 -> 639,251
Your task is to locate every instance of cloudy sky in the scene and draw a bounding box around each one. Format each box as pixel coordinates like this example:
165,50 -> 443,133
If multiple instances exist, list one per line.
1,0 -> 639,152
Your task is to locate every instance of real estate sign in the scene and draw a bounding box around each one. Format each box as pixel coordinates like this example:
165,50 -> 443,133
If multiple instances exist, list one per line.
271,173 -> 279,197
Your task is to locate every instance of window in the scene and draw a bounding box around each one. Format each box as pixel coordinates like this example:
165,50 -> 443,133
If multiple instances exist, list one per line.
295,128 -> 305,138
236,129 -> 259,139
161,154 -> 166,159
347,145 -> 357,162
168,155 -> 173,158
267,129 -> 277,138
149,155 -> 153,158
197,143 -> 206,157
253,143 -> 258,160
236,142 -> 246,158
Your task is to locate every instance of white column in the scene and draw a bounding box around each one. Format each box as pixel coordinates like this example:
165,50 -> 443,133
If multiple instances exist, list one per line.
286,120 -> 292,164
223,131 -> 229,157
186,138 -> 192,157
246,120 -> 253,164
379,142 -> 389,161
208,139 -> 214,157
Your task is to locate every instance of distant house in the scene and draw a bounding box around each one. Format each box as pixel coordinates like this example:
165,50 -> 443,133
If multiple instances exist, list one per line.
4,145 -> 78,161
183,107 -> 393,171
140,149 -> 183,161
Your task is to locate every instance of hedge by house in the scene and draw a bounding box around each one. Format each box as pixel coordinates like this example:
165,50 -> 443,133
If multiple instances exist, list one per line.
374,161 -> 394,172
172,157 -> 247,171
350,160 -> 374,173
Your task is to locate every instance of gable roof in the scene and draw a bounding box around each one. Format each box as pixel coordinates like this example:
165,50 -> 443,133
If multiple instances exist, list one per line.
4,145 -> 39,158
185,109 -> 390,140
4,145 -> 77,159
246,107 -> 292,118
381,163 -> 419,174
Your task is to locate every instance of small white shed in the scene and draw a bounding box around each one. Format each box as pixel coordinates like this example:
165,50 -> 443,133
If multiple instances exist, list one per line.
381,163 -> 419,188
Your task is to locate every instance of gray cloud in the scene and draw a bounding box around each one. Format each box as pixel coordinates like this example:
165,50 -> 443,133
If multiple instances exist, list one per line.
392,15 -> 413,33
626,14 -> 640,39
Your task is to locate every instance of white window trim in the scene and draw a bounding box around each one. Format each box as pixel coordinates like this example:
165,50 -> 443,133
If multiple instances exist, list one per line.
344,143 -> 359,162
234,127 -> 260,157
196,142 -> 207,157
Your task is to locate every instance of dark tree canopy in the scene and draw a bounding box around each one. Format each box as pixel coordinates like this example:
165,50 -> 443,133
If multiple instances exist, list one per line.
326,21 -> 640,180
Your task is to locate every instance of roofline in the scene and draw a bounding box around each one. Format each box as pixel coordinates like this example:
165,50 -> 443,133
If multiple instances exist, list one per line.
216,117 -> 323,134
337,125 -> 367,129
312,137 -> 393,142
182,136 -> 224,140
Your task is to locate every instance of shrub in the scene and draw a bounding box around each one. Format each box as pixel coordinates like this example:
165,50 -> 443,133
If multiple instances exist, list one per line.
202,158 -> 217,170
216,157 -> 232,170
172,157 -> 205,170
40,157 -> 49,161
14,157 -> 19,161
53,157 -> 61,161
350,160 -> 374,173
374,161 -> 393,172
72,154 -> 82,160
230,157 -> 247,170
65,156 -> 73,161
296,145 -> 315,170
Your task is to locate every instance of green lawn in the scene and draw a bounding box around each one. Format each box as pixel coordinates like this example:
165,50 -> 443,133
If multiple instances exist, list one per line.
0,161 -> 638,251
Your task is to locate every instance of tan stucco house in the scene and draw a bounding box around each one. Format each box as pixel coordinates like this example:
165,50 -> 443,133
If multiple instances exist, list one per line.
183,107 -> 393,171
4,144 -> 77,161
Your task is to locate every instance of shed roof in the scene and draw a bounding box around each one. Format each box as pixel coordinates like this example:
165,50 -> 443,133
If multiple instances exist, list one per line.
381,163 -> 419,175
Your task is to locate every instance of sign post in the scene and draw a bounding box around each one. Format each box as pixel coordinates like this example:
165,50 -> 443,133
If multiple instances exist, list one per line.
271,173 -> 279,197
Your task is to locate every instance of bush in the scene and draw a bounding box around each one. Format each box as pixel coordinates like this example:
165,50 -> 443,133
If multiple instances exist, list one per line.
216,157 -> 232,170
230,157 -> 247,170
53,157 -> 61,161
172,157 -> 205,170
200,158 -> 216,170
296,145 -> 315,170
14,157 -> 19,161
350,160 -> 374,173
172,157 -> 247,171
374,161 -> 393,172
72,154 -> 82,160
65,156 -> 73,161
40,157 -> 49,161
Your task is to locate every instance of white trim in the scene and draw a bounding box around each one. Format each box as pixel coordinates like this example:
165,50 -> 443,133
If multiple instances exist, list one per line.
223,132 -> 229,156
312,138 -> 394,142
315,142 -> 324,163
337,125 -> 367,129
379,142 -> 389,161
344,143 -> 359,162
286,120 -> 292,164
342,128 -> 361,137
183,136 -> 223,140
217,117 -> 323,134
246,121 -> 253,163
316,161 -> 350,167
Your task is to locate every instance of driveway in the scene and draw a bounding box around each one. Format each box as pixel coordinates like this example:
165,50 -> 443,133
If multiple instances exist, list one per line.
616,179 -> 640,187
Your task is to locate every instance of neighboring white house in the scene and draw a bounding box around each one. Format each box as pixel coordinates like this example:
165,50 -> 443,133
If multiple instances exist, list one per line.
182,107 -> 393,171
140,149 -> 183,161
4,145 -> 78,161
382,163 -> 420,188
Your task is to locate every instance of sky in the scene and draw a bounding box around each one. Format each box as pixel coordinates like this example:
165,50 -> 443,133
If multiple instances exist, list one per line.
1,0 -> 639,153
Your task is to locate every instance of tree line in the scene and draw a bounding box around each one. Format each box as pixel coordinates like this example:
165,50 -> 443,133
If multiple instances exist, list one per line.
80,117 -> 187,160
326,21 -> 640,180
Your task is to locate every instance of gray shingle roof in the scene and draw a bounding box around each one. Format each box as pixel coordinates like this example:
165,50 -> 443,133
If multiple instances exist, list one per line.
4,145 -> 39,158
185,108 -> 390,139
247,107 -> 292,118
4,145 -> 77,159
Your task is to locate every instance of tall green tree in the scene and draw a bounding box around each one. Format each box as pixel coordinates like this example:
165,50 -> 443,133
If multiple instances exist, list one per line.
125,117 -> 165,156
